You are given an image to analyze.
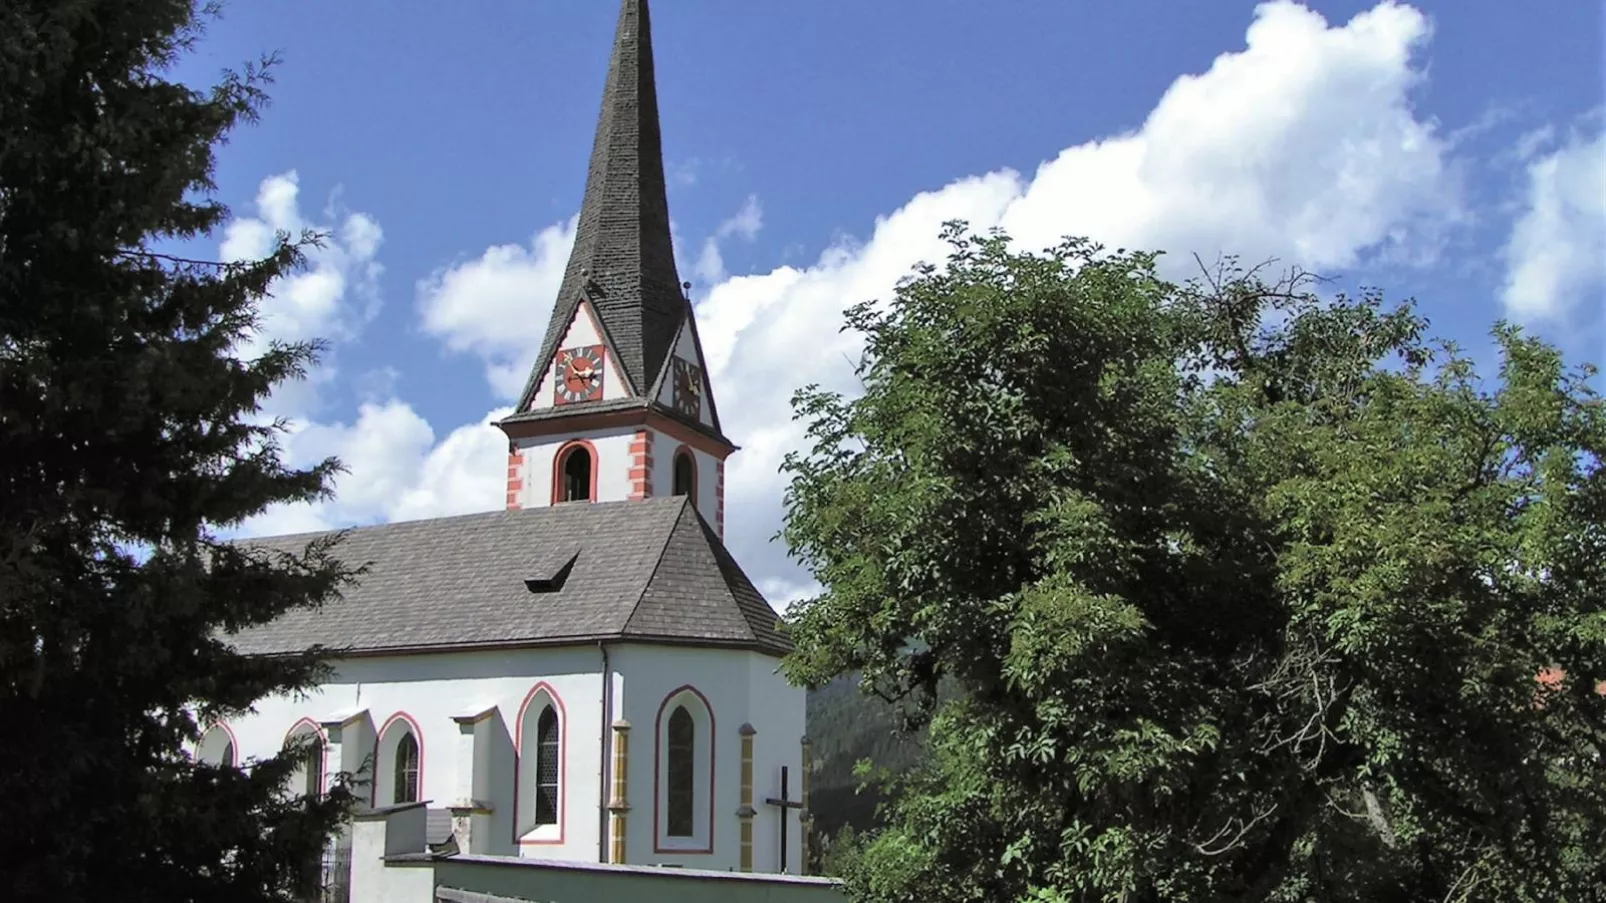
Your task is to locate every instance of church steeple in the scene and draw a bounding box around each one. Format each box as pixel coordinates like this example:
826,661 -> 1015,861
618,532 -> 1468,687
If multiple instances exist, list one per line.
500,0 -> 734,527
516,0 -> 692,411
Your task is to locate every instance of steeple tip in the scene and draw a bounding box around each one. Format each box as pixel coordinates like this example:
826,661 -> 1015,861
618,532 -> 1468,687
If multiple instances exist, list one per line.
520,0 -> 681,409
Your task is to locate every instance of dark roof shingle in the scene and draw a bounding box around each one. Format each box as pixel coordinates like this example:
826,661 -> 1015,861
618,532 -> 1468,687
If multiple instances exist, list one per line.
229,497 -> 790,658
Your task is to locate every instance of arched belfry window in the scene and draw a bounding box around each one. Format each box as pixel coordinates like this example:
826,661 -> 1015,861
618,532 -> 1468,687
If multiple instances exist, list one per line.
394,732 -> 420,804
666,706 -> 695,837
535,708 -> 560,826
556,443 -> 594,503
672,450 -> 695,503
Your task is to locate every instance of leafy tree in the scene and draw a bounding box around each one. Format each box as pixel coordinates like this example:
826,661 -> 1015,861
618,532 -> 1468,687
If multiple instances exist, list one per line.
781,224 -> 1606,902
0,2 -> 359,900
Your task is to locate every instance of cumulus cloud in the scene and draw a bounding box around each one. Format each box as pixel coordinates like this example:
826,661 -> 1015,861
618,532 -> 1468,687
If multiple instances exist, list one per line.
219,171 -> 385,417
695,195 -> 765,286
416,221 -> 577,401
1500,117 -> 1606,321
222,171 -> 385,359
253,1 -> 1475,605
238,405 -> 511,538
697,0 -> 1464,590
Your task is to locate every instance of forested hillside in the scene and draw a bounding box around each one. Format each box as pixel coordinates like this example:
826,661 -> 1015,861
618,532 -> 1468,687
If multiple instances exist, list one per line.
809,671 -> 957,867
803,676 -> 937,869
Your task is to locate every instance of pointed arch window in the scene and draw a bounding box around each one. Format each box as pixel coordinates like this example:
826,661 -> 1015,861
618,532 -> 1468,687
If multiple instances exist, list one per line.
517,685 -> 567,841
666,706 -> 695,837
672,449 -> 696,504
283,720 -> 326,800
555,442 -> 595,503
654,687 -> 713,852
197,724 -> 236,768
394,732 -> 420,804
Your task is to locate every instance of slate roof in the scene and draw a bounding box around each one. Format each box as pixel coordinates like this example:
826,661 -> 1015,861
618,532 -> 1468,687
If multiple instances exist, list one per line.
518,0 -> 688,410
227,497 -> 791,658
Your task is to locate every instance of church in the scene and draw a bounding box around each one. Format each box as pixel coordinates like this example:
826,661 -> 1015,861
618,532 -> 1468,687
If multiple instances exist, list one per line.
204,2 -> 826,895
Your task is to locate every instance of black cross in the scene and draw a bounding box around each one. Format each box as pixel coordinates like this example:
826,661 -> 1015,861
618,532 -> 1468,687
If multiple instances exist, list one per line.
764,765 -> 804,873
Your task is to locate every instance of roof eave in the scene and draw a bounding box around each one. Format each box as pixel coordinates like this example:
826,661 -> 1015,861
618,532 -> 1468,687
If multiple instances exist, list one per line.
233,632 -> 791,662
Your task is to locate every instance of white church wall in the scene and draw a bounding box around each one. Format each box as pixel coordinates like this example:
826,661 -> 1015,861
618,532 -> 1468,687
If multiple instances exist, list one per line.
511,426 -> 636,508
746,651 -> 808,874
609,644 -> 803,873
221,646 -> 609,863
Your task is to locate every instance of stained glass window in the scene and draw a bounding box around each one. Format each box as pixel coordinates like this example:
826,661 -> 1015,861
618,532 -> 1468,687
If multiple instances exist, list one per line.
666,706 -> 694,837
535,707 -> 560,826
394,732 -> 420,804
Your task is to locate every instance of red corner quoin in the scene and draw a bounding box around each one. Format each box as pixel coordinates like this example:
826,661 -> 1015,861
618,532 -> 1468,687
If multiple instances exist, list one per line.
506,450 -> 524,510
715,459 -> 726,536
629,429 -> 654,500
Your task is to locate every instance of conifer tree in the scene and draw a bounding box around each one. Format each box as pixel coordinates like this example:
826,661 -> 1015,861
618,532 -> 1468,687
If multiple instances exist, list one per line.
0,2 -> 357,899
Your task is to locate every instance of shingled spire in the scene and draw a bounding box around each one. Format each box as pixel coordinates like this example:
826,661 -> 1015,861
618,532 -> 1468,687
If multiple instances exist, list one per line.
517,0 -> 686,408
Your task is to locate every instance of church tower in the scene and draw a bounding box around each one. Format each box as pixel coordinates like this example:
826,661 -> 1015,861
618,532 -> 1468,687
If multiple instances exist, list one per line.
499,0 -> 732,538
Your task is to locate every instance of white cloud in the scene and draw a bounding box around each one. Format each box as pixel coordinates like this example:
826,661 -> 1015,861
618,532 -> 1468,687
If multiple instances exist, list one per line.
238,405 -> 510,538
1500,118 -> 1606,321
416,221 -> 577,401
220,171 -> 385,417
223,171 -> 385,357
258,1 -> 1473,606
695,195 -> 765,286
698,0 -> 1464,591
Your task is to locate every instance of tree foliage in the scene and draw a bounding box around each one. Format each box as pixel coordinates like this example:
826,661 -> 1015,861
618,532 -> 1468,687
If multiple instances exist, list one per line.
782,224 -> 1606,902
0,2 -> 358,899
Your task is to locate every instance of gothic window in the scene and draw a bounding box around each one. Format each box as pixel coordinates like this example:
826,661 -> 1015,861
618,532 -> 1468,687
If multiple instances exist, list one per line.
666,705 -> 695,837
535,707 -> 560,826
283,720 -> 325,800
558,444 -> 593,503
393,731 -> 420,804
197,724 -> 235,767
672,450 -> 695,502
517,686 -> 566,839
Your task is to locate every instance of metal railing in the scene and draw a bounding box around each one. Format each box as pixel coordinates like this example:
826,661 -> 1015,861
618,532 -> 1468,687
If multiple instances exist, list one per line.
310,845 -> 351,903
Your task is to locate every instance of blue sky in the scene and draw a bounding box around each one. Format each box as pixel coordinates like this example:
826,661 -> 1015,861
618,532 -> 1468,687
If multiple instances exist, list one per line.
176,1 -> 1605,604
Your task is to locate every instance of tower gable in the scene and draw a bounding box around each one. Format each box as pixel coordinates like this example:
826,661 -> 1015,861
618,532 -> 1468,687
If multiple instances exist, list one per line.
650,305 -> 722,433
526,300 -> 632,413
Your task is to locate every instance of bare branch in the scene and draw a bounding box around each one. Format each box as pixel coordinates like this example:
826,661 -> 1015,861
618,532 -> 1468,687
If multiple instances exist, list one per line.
1195,803 -> 1279,856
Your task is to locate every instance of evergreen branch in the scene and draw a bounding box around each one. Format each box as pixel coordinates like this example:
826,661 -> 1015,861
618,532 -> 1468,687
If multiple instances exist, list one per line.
116,248 -> 242,270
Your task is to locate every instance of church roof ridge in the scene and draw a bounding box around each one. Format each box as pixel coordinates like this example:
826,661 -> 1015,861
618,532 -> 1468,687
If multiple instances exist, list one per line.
227,496 -> 791,658
517,0 -> 684,410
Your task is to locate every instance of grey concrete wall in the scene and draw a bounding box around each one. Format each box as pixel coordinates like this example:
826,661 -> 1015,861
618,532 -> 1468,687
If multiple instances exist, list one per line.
433,855 -> 846,903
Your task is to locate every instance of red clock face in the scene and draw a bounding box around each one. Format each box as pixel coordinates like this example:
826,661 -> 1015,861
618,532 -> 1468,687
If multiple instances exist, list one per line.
555,345 -> 605,405
672,357 -> 703,420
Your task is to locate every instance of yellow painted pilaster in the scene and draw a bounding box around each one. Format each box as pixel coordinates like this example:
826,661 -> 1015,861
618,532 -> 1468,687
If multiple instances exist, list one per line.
738,723 -> 757,872
799,734 -> 813,875
608,720 -> 631,864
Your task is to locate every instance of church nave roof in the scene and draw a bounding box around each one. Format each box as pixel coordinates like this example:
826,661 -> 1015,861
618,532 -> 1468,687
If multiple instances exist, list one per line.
228,496 -> 790,659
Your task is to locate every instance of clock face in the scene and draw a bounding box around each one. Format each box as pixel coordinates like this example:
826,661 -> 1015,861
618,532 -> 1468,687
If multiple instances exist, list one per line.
554,345 -> 605,405
672,357 -> 703,420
